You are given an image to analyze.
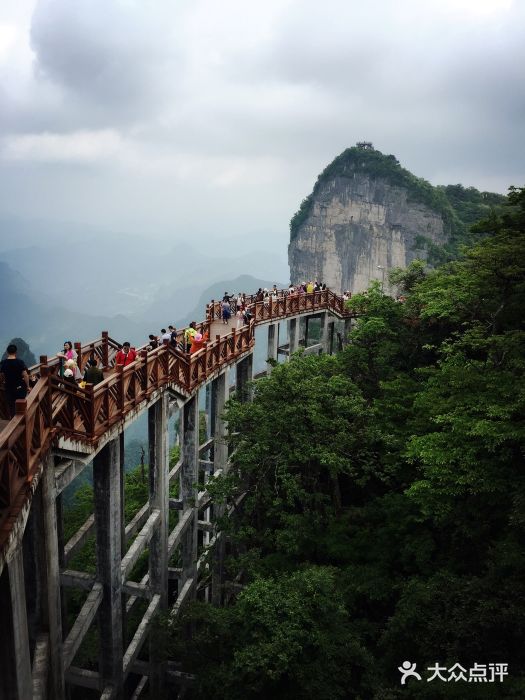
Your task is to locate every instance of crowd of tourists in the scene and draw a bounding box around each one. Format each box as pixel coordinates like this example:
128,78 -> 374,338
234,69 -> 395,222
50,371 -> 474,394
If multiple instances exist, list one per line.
1,282 -> 346,418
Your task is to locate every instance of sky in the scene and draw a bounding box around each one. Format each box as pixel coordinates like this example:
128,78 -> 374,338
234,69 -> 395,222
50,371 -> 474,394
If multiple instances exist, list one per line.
0,0 -> 523,248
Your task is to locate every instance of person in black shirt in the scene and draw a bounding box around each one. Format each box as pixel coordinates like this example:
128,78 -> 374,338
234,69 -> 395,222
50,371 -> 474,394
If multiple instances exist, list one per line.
0,343 -> 30,418
83,357 -> 104,386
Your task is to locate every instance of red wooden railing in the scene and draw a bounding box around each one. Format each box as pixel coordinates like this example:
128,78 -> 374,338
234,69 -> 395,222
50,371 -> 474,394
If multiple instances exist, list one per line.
0,289 -> 352,552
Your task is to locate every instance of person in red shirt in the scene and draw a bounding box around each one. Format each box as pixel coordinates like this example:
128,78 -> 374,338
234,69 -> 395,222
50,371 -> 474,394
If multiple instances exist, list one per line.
115,342 -> 137,368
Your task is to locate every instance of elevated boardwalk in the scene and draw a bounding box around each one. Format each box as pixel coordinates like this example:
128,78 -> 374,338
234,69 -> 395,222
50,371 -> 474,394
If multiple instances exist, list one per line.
0,287 -> 353,700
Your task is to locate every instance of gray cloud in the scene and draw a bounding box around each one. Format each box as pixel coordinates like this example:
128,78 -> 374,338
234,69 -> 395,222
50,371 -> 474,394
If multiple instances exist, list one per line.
0,0 -> 523,248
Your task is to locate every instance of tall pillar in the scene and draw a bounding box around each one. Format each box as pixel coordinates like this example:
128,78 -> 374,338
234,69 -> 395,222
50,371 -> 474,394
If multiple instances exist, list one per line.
288,318 -> 298,356
298,317 -> 307,347
148,395 -> 169,694
236,354 -> 253,402
180,394 -> 199,589
320,312 -> 332,354
211,373 -> 227,475
42,456 -> 65,700
93,437 -> 124,699
210,373 -> 227,605
0,548 -> 32,700
266,324 -> 278,374
344,318 -> 353,344
119,432 -> 127,648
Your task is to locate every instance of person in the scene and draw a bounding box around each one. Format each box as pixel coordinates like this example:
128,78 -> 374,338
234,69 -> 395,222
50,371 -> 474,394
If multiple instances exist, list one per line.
148,334 -> 158,349
63,368 -> 77,387
0,344 -> 31,418
83,357 -> 104,386
236,307 -> 244,329
169,325 -> 178,346
184,322 -> 197,352
160,328 -> 171,344
243,308 -> 253,324
190,331 -> 209,354
221,300 -> 231,325
306,281 -> 314,293
115,342 -> 137,368
57,340 -> 76,378
64,358 -> 81,380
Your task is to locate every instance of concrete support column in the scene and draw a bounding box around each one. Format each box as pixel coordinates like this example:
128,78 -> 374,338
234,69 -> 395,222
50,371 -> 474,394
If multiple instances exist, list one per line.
344,318 -> 353,344
304,317 -> 310,348
236,353 -> 253,402
93,437 -> 124,699
148,395 -> 169,694
266,323 -> 278,374
210,372 -> 227,605
320,312 -> 333,354
0,548 -> 32,700
119,432 -> 127,649
288,318 -> 299,356
180,394 -> 199,589
42,456 -> 66,700
211,373 -> 227,475
298,317 -> 307,347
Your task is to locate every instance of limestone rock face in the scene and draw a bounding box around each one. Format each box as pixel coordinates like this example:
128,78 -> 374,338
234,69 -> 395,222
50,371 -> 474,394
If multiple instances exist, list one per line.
288,173 -> 448,294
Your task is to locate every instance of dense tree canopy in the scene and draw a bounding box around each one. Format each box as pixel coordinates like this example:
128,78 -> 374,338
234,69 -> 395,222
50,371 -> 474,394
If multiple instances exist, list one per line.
171,188 -> 525,699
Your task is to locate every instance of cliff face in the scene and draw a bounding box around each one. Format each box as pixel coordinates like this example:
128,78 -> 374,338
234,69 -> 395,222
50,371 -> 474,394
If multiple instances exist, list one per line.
288,171 -> 448,294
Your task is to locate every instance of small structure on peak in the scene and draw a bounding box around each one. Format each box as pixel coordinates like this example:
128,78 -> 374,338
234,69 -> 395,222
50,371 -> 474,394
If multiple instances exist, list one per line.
356,141 -> 374,150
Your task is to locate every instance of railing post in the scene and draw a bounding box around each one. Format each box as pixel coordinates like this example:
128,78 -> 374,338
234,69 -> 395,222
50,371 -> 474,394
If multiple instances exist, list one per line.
102,331 -> 109,369
116,365 -> 124,415
15,400 -> 30,480
74,342 -> 82,373
87,384 -> 95,439
141,349 -> 149,394
39,354 -> 48,371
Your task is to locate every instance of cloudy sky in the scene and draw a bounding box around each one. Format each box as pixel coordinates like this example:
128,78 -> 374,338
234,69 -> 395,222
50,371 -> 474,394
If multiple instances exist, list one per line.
0,0 -> 523,247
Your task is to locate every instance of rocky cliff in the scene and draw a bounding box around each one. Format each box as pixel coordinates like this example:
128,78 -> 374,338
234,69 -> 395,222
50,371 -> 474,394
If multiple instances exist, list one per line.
288,146 -> 503,293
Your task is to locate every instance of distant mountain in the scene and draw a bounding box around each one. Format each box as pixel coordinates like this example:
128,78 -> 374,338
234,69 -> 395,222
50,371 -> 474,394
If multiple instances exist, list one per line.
175,275 -> 288,327
0,260 -> 143,359
289,144 -> 506,293
0,216 -> 289,320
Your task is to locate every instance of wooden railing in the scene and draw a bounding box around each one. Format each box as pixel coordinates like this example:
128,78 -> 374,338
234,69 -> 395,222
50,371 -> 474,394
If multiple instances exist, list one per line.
0,372 -> 54,534
206,289 -> 350,323
0,288 -> 352,552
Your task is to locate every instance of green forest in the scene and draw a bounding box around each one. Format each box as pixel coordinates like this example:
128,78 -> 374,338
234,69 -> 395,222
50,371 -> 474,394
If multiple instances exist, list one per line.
167,187 -> 525,698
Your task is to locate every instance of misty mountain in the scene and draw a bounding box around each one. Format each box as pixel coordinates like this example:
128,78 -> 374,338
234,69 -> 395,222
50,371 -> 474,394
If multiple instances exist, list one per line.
0,260 -> 143,358
175,275 -> 288,327
0,215 -> 289,322
0,259 -> 289,365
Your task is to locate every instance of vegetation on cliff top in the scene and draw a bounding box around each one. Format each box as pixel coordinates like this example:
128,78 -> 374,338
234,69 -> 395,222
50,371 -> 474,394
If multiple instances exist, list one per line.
289,146 -> 506,262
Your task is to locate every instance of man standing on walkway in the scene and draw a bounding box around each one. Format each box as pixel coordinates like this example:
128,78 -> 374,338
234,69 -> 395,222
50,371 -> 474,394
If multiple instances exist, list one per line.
0,344 -> 31,417
83,357 -> 104,386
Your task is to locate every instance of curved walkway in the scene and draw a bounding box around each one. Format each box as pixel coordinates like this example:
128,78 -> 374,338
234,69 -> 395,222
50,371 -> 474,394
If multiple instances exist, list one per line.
0,288 -> 352,562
